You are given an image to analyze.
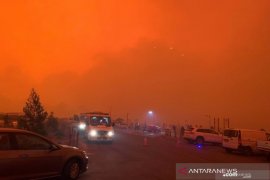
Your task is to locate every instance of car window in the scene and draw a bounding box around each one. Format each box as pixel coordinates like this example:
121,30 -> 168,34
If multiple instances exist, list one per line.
0,133 -> 10,150
15,133 -> 51,150
197,129 -> 208,133
210,130 -> 219,134
204,129 -> 212,133
223,130 -> 238,137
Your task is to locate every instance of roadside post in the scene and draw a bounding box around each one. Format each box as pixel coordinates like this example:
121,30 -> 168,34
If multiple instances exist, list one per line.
76,128 -> 79,147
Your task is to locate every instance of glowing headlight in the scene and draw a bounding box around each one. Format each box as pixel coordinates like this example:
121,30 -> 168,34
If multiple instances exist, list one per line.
90,130 -> 97,136
82,151 -> 88,158
108,131 -> 114,137
79,123 -> 86,130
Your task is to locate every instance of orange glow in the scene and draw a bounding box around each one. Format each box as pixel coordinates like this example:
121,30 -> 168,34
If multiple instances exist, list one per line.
0,0 -> 270,129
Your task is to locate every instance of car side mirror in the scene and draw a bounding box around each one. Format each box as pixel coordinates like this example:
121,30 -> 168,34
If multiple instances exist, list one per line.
49,144 -> 59,152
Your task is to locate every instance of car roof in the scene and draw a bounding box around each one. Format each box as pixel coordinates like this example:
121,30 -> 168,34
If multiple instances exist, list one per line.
0,128 -> 45,137
0,128 -> 31,133
193,128 -> 213,130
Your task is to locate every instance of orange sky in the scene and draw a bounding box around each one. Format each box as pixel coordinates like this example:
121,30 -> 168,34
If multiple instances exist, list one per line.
0,0 -> 270,129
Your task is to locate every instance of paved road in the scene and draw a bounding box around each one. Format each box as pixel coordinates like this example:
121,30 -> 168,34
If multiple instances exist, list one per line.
78,130 -> 268,180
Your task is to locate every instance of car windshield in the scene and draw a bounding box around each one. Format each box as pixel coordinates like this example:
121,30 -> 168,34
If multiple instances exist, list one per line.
89,116 -> 111,126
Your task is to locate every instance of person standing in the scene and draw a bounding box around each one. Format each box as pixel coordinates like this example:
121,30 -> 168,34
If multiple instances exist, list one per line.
180,126 -> 185,139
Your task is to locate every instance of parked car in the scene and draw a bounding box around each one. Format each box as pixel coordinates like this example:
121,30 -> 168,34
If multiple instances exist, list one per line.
0,128 -> 88,180
223,128 -> 267,155
162,128 -> 172,136
144,125 -> 161,135
116,123 -> 129,129
183,128 -> 222,145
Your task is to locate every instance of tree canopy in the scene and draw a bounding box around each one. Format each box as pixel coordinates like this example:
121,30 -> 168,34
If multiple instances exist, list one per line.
23,88 -> 48,135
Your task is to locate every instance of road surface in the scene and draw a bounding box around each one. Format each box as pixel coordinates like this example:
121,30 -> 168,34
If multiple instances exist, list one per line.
78,130 -> 268,180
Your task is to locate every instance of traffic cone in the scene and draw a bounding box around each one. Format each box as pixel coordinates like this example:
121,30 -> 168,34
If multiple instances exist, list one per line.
144,137 -> 148,146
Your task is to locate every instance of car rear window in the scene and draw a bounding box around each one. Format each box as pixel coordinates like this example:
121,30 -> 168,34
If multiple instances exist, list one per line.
223,130 -> 238,137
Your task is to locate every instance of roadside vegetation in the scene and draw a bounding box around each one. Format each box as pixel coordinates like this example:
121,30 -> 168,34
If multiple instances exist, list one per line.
0,88 -> 66,139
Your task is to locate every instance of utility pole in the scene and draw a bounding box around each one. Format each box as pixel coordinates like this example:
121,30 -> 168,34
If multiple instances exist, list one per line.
217,118 -> 220,132
206,114 -> 211,128
214,118 -> 216,130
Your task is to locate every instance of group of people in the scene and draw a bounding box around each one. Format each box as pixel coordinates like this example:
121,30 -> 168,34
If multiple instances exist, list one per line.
170,125 -> 185,138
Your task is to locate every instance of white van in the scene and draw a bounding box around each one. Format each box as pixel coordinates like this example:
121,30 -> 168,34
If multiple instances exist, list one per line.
223,129 -> 267,154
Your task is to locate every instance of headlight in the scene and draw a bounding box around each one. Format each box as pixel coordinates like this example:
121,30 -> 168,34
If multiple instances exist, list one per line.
79,123 -> 86,130
90,130 -> 97,136
108,131 -> 114,137
82,151 -> 88,159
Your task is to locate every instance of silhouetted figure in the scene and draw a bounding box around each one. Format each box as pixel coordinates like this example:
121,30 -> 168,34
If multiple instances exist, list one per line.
180,126 -> 185,138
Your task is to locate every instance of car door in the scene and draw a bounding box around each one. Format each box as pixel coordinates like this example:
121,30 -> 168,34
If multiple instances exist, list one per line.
209,130 -> 222,143
197,129 -> 211,142
13,132 -> 63,179
0,132 -> 22,179
203,129 -> 213,142
223,129 -> 239,149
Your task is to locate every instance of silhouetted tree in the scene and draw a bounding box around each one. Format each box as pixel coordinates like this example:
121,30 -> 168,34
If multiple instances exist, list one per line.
17,116 -> 28,129
23,88 -> 48,135
46,112 -> 59,132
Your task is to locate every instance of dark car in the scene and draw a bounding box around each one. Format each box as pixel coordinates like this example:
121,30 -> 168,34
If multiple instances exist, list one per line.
0,128 -> 88,180
144,125 -> 161,134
